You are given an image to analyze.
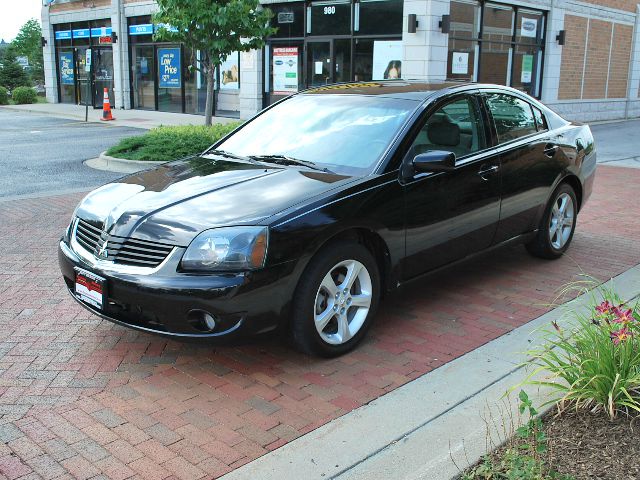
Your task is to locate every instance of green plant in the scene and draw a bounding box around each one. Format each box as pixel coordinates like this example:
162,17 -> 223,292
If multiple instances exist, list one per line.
0,51 -> 31,91
463,391 -> 572,480
106,123 -> 242,161
523,286 -> 640,419
11,86 -> 37,104
12,19 -> 44,85
154,0 -> 276,125
0,86 -> 8,105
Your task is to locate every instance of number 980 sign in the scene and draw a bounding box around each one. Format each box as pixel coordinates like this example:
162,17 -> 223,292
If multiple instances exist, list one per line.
323,6 -> 336,14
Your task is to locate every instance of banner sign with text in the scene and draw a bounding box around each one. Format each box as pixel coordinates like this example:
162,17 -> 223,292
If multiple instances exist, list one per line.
158,48 -> 181,88
59,53 -> 75,85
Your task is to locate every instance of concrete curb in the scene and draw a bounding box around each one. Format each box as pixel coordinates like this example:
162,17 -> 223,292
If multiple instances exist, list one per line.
85,152 -> 165,174
221,265 -> 640,480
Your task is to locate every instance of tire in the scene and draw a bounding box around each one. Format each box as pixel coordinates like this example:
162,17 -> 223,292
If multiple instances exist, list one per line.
290,241 -> 380,357
526,183 -> 578,259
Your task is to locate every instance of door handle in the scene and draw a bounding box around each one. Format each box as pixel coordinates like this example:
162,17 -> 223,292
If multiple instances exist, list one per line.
544,144 -> 558,158
477,165 -> 499,179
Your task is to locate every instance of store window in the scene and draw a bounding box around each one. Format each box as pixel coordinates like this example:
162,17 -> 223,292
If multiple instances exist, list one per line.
356,0 -> 403,35
447,0 -> 545,97
128,16 -> 238,117
308,0 -> 352,36
270,3 -> 305,38
53,20 -> 114,107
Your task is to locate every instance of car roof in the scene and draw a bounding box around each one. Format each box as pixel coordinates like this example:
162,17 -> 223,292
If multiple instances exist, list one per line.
300,80 -> 475,100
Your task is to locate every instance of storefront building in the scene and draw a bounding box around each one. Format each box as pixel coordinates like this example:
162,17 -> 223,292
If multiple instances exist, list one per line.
42,0 -> 640,121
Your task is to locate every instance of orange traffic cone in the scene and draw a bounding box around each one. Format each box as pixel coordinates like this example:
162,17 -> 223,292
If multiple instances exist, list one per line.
100,88 -> 115,121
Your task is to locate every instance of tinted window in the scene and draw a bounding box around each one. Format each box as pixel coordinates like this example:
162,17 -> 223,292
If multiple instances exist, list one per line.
308,0 -> 351,36
408,96 -> 486,160
357,0 -> 403,35
216,94 -> 417,175
268,3 -> 305,38
485,93 -> 537,143
532,105 -> 548,131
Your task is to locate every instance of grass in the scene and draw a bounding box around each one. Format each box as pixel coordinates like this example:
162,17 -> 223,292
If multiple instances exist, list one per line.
105,123 -> 242,162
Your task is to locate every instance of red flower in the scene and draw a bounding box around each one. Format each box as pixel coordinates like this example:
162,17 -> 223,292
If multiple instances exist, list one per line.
612,307 -> 636,325
595,301 -> 614,315
610,327 -> 631,345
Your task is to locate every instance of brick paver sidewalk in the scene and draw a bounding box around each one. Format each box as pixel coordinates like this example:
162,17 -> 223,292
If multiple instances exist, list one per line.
0,166 -> 638,480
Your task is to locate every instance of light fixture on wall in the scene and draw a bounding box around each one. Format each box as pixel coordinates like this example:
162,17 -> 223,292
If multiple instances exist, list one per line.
408,14 -> 419,33
41,37 -> 47,47
556,30 -> 566,45
439,14 -> 451,34
111,32 -> 118,43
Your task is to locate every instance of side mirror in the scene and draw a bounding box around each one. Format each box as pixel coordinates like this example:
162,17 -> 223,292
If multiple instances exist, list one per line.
413,150 -> 456,173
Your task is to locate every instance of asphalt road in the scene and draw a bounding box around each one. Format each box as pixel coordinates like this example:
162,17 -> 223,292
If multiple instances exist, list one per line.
0,110 -> 143,199
591,118 -> 640,167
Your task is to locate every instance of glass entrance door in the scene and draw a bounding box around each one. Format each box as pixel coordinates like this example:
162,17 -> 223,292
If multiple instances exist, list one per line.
132,45 -> 155,110
93,48 -> 114,108
76,47 -> 90,106
305,39 -> 352,87
306,41 -> 331,87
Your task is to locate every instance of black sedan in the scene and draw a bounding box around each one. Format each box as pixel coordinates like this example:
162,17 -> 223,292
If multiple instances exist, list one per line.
59,81 -> 596,356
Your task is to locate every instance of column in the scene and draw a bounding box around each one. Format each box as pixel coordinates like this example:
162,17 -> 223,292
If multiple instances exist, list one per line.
239,49 -> 263,120
401,0 -> 449,81
541,1 -> 565,103
111,0 -> 131,109
41,6 -> 58,103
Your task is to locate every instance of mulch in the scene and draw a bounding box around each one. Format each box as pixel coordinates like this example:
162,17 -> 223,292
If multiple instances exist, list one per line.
544,410 -> 640,480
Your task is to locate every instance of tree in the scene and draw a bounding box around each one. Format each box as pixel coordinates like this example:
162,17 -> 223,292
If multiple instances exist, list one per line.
12,19 -> 44,85
0,50 -> 31,91
154,0 -> 276,125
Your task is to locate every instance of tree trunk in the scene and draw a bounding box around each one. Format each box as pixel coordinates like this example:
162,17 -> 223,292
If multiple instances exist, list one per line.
205,67 -> 215,126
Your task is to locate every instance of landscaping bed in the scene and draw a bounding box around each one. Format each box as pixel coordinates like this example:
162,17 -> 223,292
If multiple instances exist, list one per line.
464,285 -> 640,480
105,123 -> 242,161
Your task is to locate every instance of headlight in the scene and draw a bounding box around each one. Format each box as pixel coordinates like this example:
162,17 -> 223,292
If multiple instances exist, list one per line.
181,226 -> 268,272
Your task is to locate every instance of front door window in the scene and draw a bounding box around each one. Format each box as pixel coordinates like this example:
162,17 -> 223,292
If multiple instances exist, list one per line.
307,41 -> 331,87
132,45 -> 155,110
93,49 -> 114,108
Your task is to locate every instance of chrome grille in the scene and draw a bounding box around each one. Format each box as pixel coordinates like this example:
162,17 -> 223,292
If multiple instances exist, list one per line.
74,218 -> 174,268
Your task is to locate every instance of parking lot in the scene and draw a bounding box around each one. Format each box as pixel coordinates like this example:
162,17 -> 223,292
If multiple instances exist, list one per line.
0,162 -> 638,479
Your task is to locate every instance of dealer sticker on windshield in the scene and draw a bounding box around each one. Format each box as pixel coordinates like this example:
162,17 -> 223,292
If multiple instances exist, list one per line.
74,268 -> 105,310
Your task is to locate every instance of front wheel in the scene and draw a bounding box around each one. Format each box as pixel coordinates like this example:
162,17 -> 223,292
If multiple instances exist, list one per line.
526,183 -> 577,259
290,241 -> 380,357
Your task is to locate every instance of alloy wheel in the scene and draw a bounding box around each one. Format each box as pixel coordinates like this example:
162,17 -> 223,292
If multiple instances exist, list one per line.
313,259 -> 372,345
549,192 -> 575,250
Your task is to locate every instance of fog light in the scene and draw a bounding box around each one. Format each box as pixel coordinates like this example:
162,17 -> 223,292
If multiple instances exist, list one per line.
188,310 -> 218,333
203,312 -> 216,330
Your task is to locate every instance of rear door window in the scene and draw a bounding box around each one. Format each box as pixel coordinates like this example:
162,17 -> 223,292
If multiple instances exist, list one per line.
485,93 -> 537,143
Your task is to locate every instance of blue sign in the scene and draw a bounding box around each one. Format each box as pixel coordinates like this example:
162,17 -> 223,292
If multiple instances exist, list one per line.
90,27 -> 112,37
55,30 -> 71,40
158,48 -> 181,88
129,24 -> 154,36
59,53 -> 75,85
72,28 -> 90,39
156,23 -> 179,33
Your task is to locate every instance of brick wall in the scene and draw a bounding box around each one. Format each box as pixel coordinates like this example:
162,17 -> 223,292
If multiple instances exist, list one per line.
608,23 -> 633,98
558,15 -> 588,100
558,14 -> 634,100
583,19 -> 611,99
582,0 -> 639,13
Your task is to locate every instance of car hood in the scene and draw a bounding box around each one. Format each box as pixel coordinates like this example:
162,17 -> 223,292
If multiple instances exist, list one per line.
75,156 -> 353,246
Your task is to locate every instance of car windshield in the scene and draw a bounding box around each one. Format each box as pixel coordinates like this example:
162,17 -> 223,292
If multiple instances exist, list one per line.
214,94 -> 418,175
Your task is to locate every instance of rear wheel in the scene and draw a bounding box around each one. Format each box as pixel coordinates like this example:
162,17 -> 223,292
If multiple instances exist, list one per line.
291,241 -> 380,357
526,183 -> 577,259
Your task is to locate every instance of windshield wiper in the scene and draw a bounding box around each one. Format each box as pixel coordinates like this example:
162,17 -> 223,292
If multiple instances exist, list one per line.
249,154 -> 332,173
205,149 -> 258,163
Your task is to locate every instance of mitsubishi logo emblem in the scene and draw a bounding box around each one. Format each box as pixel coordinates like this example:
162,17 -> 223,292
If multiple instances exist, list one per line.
97,239 -> 109,259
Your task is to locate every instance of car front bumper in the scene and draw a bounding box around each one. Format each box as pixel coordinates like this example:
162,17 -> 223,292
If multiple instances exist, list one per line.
58,239 -> 297,340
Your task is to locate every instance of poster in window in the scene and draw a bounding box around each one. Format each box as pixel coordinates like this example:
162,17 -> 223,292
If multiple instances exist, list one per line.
272,47 -> 299,95
451,52 -> 469,74
59,53 -> 75,85
220,52 -> 239,90
521,54 -> 533,83
372,40 -> 402,80
520,18 -> 537,38
158,48 -> 181,88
